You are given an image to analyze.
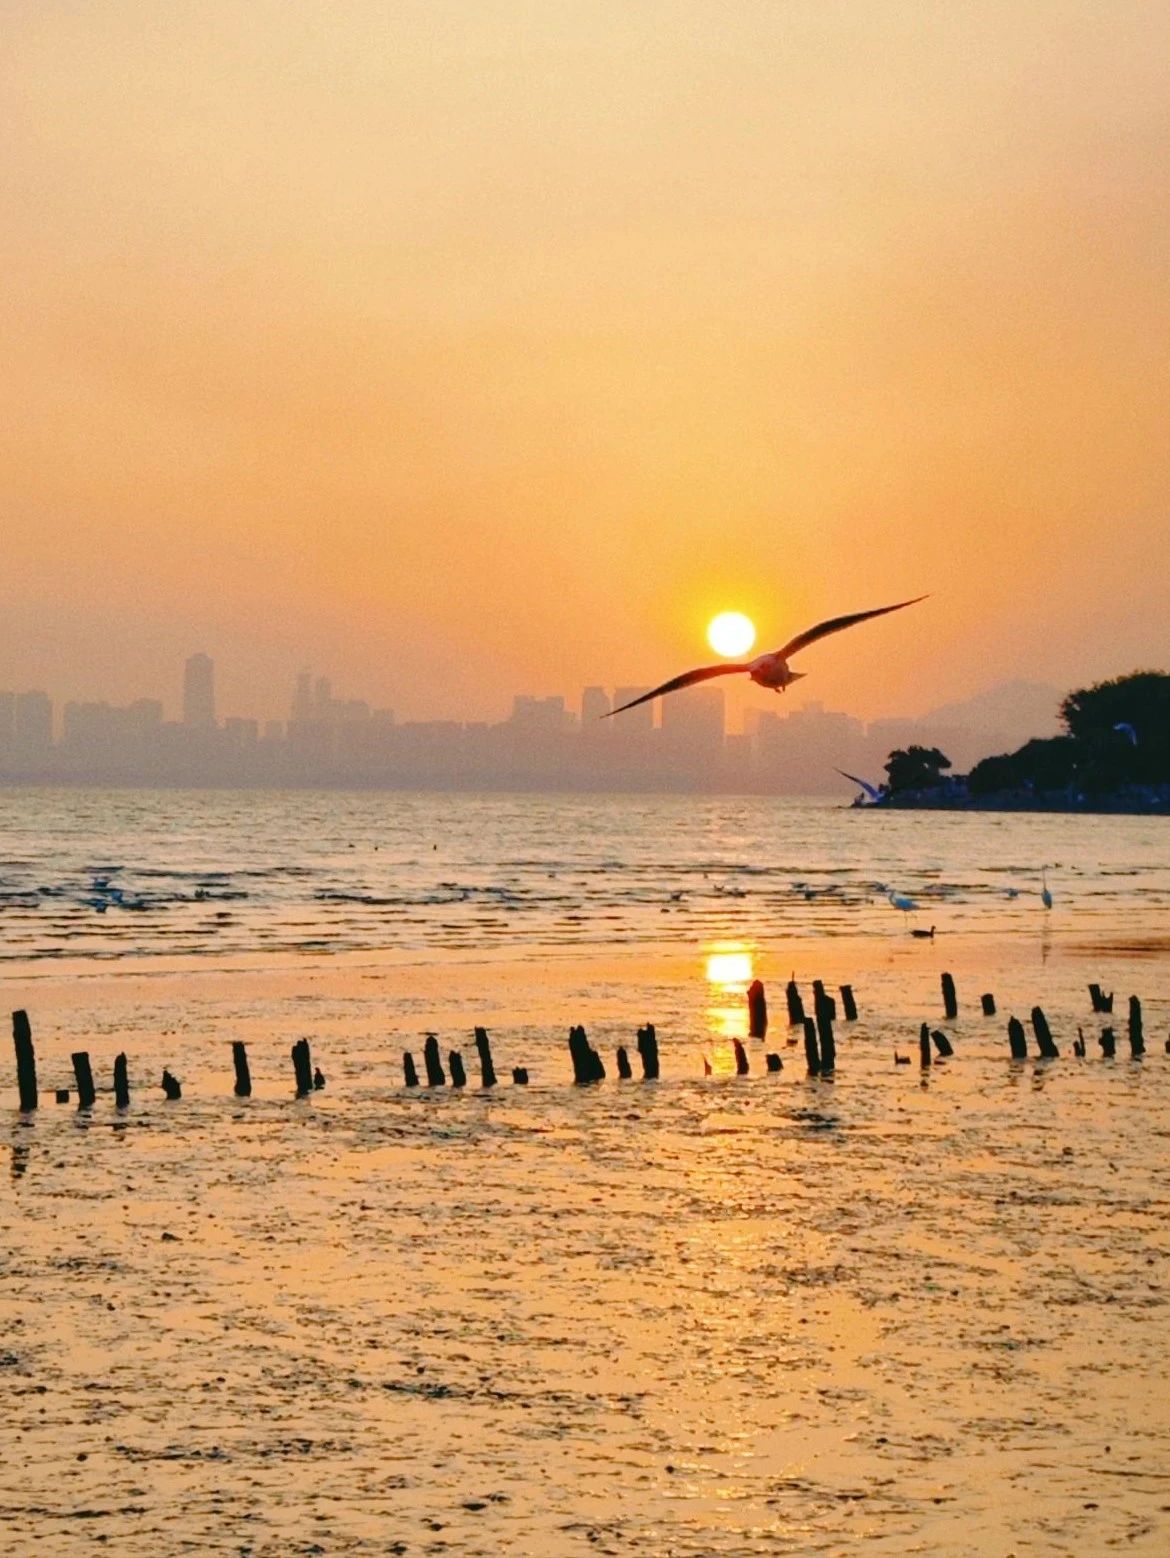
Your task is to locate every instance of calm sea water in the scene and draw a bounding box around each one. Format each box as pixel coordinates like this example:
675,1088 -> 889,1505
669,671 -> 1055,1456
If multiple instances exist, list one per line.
2,787 -> 1169,966
3,790 -> 1170,1556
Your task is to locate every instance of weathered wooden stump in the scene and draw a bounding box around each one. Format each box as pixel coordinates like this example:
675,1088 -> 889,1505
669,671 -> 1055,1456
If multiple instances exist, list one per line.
291,1038 -> 314,1095
803,1017 -> 821,1076
636,1023 -> 660,1080
941,973 -> 958,1020
1031,1007 -> 1059,1059
12,1010 -> 37,1112
114,1053 -> 130,1109
931,1030 -> 954,1058
54,1088 -> 70,1104
732,1038 -> 749,1076
981,993 -> 996,1016
403,1052 -> 420,1087
161,1068 -> 182,1100
814,989 -> 835,1071
765,1053 -> 782,1072
312,1067 -> 326,1090
812,981 -> 837,1021
422,1035 -> 445,1087
839,985 -> 858,1022
1007,1017 -> 1029,1059
747,980 -> 768,1038
785,980 -> 805,1026
1088,983 -> 1104,1012
71,1052 -> 97,1110
568,1025 -> 604,1084
511,1066 -> 529,1085
615,1046 -> 632,1079
1128,996 -> 1144,1057
474,1027 -> 497,1088
919,1023 -> 932,1068
448,1051 -> 467,1088
1099,1027 -> 1116,1058
232,1041 -> 252,1098
1073,1028 -> 1086,1057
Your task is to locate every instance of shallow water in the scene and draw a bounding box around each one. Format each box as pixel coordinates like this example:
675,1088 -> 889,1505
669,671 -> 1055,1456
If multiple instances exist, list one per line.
2,790 -> 1170,1555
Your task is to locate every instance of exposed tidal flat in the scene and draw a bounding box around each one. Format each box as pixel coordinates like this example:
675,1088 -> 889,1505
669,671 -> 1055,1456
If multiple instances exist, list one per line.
3,790 -> 1170,1555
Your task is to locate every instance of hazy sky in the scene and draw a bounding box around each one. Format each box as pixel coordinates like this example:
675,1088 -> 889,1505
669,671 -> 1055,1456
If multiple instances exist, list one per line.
3,1 -> 1168,728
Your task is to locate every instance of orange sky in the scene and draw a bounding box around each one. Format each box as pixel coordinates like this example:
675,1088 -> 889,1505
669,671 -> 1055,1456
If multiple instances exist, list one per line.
2,1 -> 1168,728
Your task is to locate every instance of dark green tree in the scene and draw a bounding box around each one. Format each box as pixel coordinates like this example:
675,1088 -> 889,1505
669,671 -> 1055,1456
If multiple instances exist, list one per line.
884,745 -> 952,794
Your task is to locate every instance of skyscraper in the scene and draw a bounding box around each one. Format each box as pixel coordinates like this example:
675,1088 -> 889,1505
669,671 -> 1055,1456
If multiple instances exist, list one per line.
183,653 -> 216,729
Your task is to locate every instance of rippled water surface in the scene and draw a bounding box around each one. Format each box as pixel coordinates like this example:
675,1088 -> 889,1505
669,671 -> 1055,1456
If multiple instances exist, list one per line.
3,790 -> 1170,1555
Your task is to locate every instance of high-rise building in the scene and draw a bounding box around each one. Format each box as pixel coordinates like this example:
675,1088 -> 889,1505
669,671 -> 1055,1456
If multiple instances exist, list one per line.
612,687 -> 654,733
13,691 -> 53,764
580,686 -> 611,725
183,653 -> 216,729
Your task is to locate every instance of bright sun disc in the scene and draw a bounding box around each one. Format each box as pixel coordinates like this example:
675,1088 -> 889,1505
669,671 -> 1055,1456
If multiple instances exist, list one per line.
707,611 -> 756,658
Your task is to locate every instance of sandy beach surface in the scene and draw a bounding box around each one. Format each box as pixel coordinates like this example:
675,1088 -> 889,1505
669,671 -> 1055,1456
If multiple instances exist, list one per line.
4,929 -> 1170,1556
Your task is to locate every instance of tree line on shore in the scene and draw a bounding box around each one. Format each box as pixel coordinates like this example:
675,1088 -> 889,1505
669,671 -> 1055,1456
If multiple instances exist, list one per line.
878,671 -> 1170,808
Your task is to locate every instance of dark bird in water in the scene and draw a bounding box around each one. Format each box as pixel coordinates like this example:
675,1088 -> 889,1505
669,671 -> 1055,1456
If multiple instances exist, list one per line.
910,924 -> 936,939
605,596 -> 927,716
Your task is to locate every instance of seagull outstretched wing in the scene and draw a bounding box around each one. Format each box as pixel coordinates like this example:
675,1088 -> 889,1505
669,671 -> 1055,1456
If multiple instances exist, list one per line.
835,768 -> 883,801
775,596 -> 927,662
605,663 -> 748,717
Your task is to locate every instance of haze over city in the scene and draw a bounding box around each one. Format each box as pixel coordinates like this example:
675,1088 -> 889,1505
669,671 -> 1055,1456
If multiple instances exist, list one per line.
4,2 -> 1169,729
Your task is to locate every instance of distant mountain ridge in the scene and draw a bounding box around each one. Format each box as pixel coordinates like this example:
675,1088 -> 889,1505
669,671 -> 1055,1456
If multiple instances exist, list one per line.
919,680 -> 1062,744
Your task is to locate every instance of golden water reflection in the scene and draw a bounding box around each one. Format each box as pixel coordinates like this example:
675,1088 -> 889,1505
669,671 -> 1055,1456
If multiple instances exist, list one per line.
704,943 -> 757,1060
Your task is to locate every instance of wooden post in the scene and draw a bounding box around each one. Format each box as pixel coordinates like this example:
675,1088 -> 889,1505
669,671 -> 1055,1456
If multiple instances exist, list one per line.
1100,990 -> 1114,1014
615,1046 -> 632,1079
54,1088 -> 70,1104
312,1067 -> 325,1089
113,1053 -> 130,1109
1128,996 -> 1144,1057
232,1041 -> 252,1098
931,1030 -> 954,1058
765,1053 -> 782,1072
812,981 -> 837,1020
569,1025 -> 604,1083
71,1052 -> 97,1109
814,988 -> 835,1072
422,1035 -> 445,1087
474,1027 -> 497,1088
981,993 -> 996,1016
747,980 -> 768,1038
839,985 -> 858,1021
1031,1007 -> 1059,1059
1088,983 -> 1103,1013
12,1010 -> 37,1112
919,1023 -> 932,1068
291,1038 -> 314,1095
1073,1028 -> 1086,1057
941,973 -> 958,1020
511,1066 -> 529,1085
803,1017 -> 821,1075
403,1052 -> 419,1087
636,1023 -> 660,1080
785,980 -> 805,1026
1007,1017 -> 1028,1058
161,1068 -> 182,1100
448,1050 -> 467,1088
732,1038 -> 749,1076
1099,1027 -> 1116,1058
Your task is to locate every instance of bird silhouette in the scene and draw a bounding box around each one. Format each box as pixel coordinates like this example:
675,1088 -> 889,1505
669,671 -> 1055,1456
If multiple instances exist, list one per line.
1041,866 -> 1053,910
910,924 -> 936,939
888,890 -> 917,917
835,768 -> 884,803
605,597 -> 926,716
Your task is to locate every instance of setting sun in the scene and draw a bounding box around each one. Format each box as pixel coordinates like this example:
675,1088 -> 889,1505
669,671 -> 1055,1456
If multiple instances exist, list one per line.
706,612 -> 757,659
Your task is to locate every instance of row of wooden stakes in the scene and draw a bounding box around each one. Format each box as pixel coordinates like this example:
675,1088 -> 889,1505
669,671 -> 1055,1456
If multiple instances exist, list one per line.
9,973 -> 1161,1111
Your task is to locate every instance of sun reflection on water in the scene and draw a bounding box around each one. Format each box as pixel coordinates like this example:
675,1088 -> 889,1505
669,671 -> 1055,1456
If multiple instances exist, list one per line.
703,943 -> 757,1065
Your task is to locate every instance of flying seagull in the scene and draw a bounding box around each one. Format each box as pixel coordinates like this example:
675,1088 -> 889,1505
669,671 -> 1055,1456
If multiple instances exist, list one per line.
604,596 -> 926,717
